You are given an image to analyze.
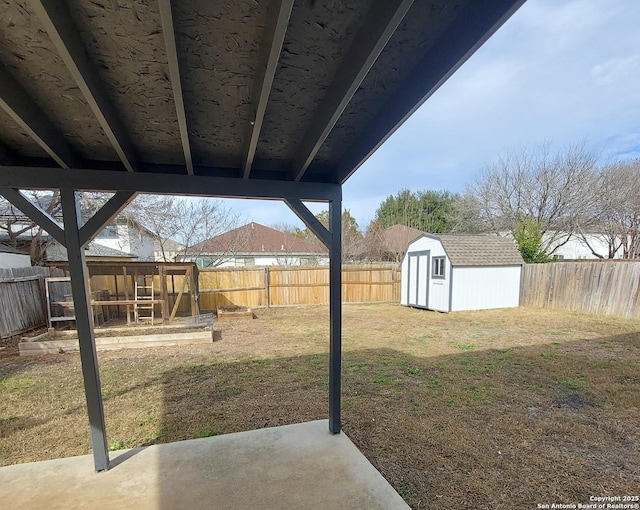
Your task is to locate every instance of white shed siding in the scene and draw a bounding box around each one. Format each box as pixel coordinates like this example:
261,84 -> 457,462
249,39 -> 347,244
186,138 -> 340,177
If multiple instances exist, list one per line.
400,254 -> 409,306
429,259 -> 450,312
450,266 -> 521,311
401,236 -> 450,312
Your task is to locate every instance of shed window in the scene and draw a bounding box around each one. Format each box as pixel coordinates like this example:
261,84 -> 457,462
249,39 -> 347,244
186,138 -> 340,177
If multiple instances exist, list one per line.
432,257 -> 446,279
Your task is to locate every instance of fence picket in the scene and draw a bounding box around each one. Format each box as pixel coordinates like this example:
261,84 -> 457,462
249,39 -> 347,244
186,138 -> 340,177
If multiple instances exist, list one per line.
1,265 -> 402,335
522,261 -> 640,319
0,267 -> 51,338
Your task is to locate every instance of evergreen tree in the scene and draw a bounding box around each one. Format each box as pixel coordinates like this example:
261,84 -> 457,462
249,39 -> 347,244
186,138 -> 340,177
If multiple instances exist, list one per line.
374,189 -> 458,233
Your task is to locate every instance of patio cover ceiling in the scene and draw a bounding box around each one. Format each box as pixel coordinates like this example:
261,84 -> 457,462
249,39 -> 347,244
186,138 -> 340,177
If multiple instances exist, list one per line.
0,0 -> 524,196
0,0 -> 526,473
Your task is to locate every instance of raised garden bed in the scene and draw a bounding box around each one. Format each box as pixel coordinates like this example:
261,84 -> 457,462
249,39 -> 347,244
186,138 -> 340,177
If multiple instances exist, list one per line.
19,330 -> 214,356
217,306 -> 254,320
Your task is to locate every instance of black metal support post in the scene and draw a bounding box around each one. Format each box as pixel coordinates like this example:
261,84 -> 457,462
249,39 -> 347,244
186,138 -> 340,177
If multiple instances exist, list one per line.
60,188 -> 110,472
328,198 -> 342,434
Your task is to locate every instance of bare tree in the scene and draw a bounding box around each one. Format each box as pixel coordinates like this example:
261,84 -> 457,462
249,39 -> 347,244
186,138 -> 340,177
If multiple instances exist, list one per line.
267,222 -> 305,238
466,143 -> 598,256
582,160 -> 640,259
126,195 -> 245,265
356,220 -> 388,262
449,194 -> 488,234
0,190 -> 62,265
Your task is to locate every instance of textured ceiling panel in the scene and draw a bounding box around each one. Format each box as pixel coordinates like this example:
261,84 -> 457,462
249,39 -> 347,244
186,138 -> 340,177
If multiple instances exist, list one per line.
173,0 -> 267,166
254,0 -> 373,162
66,0 -> 183,165
0,0 -> 523,186
0,0 -> 115,161
0,106 -> 48,158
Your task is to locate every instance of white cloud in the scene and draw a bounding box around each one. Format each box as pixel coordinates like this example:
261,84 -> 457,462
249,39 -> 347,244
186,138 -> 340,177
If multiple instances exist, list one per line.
591,55 -> 640,85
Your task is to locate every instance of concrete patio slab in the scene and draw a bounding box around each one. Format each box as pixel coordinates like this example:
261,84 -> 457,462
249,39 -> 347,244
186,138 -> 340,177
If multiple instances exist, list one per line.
0,420 -> 409,510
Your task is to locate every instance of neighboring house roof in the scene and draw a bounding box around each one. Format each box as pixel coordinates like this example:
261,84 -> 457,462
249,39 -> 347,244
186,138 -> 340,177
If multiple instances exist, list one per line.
355,225 -> 424,257
421,234 -> 524,266
0,243 -> 28,255
188,222 -> 327,255
47,242 -> 137,262
382,225 -> 425,252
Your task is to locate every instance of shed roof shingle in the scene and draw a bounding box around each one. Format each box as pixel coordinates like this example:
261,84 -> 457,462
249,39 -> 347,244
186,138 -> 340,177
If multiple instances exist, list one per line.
428,234 -> 524,266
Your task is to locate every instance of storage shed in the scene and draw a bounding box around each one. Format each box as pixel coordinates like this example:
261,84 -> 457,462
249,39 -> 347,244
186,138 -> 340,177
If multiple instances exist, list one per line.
401,234 -> 524,312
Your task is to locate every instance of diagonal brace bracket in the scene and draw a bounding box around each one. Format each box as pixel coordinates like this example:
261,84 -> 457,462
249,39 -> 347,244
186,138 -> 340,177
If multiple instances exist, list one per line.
79,191 -> 137,247
284,198 -> 332,249
0,187 -> 65,246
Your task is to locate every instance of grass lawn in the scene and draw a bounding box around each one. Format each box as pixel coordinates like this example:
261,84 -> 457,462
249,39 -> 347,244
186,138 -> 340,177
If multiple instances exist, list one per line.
1,303 -> 639,509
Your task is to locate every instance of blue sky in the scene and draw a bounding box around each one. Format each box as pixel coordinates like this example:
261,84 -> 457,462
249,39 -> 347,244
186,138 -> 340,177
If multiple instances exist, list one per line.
220,0 -> 640,231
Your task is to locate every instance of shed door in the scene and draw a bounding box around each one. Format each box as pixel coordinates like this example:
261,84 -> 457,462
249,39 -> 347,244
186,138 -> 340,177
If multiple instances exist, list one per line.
407,251 -> 429,308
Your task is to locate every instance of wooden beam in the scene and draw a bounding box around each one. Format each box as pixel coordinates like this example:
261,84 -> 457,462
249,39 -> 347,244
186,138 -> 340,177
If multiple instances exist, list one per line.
0,188 -> 65,245
169,268 -> 189,323
79,191 -> 137,247
32,0 -> 138,172
158,0 -> 193,175
328,198 -> 342,434
0,62 -> 80,168
59,188 -> 109,471
242,0 -> 294,179
284,198 -> 331,249
0,165 -> 341,201
189,266 -> 197,317
334,0 -> 526,183
291,0 -> 414,181
160,266 -> 169,324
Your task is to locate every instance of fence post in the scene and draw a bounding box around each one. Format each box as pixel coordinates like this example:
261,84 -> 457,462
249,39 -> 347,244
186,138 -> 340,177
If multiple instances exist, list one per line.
265,266 -> 270,308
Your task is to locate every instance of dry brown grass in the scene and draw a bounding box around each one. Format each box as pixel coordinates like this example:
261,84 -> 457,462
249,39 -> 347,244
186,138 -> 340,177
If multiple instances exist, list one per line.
1,304 -> 639,509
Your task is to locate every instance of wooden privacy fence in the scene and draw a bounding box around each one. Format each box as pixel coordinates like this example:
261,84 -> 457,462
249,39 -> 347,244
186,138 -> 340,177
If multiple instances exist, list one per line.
0,267 -> 52,338
0,265 -> 399,336
521,261 -> 640,319
197,265 -> 401,311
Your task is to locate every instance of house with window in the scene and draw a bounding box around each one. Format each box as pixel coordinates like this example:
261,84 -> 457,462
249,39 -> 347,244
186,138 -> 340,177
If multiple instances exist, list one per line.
182,222 -> 328,268
0,198 -> 156,263
546,232 -> 624,260
401,234 -> 524,312
154,237 -> 185,262
93,218 -> 156,261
